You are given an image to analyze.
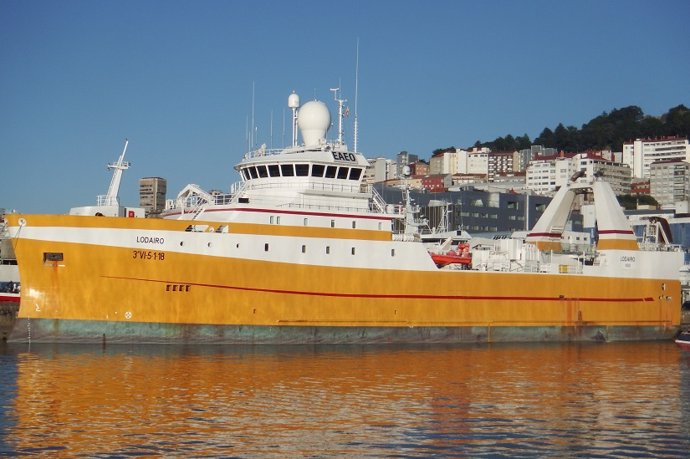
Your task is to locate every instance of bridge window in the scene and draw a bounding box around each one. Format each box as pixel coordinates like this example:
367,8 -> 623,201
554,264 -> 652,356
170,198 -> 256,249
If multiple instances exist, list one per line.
281,164 -> 294,176
258,165 -> 268,178
337,167 -> 349,179
268,164 -> 280,177
311,164 -> 325,177
295,164 -> 309,176
249,167 -> 258,179
349,168 -> 363,180
325,166 -> 337,178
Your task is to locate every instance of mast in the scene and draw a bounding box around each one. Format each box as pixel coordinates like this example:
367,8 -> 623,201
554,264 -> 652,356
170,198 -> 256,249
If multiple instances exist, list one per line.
353,38 -> 360,153
103,139 -> 130,207
288,91 -> 300,147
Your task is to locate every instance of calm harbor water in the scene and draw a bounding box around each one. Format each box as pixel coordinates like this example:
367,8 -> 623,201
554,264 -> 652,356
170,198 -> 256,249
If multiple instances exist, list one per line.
1,341 -> 689,458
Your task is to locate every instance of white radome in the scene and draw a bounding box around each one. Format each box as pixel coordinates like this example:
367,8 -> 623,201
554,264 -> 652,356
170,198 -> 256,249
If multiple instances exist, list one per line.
298,100 -> 331,147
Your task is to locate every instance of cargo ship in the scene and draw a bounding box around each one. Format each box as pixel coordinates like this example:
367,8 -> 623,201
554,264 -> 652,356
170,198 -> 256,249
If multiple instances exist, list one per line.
3,90 -> 686,343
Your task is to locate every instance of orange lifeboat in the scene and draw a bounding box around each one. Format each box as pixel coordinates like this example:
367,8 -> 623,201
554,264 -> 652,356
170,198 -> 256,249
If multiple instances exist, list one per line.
431,243 -> 472,268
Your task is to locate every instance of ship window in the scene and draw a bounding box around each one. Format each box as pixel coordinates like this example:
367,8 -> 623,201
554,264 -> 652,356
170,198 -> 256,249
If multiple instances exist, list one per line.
240,169 -> 248,180
326,246 -> 330,254
337,167 -> 349,179
352,221 -> 356,229
351,247 -> 356,255
281,164 -> 294,176
348,168 -> 363,180
325,166 -> 337,178
258,165 -> 268,178
270,216 -> 275,224
378,222 -> 382,230
303,218 -> 308,226
311,164 -> 325,177
249,167 -> 258,179
301,245 -> 306,253
330,220 -> 335,228
264,243 -> 269,252
295,164 -> 309,176
276,216 -> 281,225
268,164 -> 280,177
391,249 -> 396,257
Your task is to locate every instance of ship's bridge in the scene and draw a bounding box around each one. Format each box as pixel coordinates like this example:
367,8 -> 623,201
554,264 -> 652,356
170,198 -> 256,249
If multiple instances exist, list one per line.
232,96 -> 372,212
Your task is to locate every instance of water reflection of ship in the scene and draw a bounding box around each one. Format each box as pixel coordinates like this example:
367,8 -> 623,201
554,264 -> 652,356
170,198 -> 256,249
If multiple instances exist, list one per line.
5,343 -> 687,456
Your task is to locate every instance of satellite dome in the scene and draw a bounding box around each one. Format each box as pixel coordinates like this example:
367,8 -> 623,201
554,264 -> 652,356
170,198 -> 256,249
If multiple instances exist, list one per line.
288,91 -> 300,109
298,100 -> 330,147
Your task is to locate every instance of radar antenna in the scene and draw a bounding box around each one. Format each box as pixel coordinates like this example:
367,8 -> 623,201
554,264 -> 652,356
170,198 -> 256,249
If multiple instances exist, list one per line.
330,87 -> 347,145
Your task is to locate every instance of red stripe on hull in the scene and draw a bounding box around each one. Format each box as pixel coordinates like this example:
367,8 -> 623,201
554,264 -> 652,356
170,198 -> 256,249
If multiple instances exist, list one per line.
102,275 -> 654,303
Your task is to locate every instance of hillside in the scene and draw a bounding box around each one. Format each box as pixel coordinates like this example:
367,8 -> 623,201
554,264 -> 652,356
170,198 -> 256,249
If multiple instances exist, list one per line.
469,104 -> 690,153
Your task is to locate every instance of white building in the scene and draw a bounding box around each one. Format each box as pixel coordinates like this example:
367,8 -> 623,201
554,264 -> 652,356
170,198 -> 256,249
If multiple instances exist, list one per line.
456,147 -> 490,176
526,153 -> 631,196
363,157 -> 394,185
429,149 -> 459,175
623,137 -> 690,179
575,154 -> 631,195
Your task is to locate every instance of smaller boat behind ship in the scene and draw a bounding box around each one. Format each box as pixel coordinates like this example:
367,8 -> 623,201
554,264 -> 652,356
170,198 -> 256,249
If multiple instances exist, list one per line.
0,212 -> 20,341
675,330 -> 690,349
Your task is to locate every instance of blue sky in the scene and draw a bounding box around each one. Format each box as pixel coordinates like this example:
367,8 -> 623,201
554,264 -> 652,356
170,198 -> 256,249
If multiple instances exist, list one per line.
2,0 -> 689,213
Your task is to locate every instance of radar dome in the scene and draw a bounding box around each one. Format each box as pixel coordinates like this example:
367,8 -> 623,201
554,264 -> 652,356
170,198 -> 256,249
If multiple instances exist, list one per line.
288,91 -> 300,109
298,100 -> 330,147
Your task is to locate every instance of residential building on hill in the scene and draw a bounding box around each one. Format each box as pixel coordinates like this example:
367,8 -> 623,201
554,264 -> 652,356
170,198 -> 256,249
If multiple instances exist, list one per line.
623,136 -> 690,179
649,160 -> 690,208
488,151 -> 514,180
526,152 -> 631,196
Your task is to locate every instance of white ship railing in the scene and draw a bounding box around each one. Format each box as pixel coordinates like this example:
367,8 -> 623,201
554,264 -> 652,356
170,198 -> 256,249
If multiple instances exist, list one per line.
242,141 -> 350,160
